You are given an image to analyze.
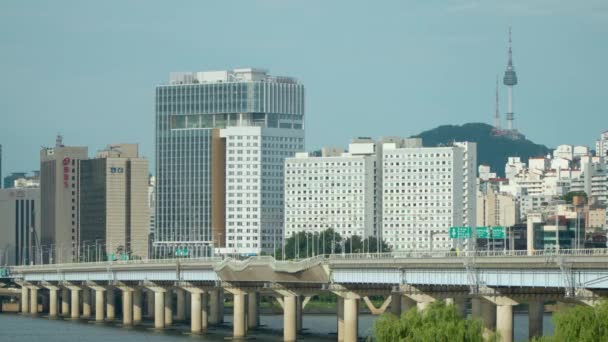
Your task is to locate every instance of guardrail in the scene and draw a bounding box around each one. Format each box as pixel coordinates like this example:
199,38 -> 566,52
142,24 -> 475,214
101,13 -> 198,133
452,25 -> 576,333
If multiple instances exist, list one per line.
326,248 -> 608,260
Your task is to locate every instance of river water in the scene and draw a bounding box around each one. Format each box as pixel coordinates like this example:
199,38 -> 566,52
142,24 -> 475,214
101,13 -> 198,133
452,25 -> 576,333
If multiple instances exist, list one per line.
0,312 -> 554,341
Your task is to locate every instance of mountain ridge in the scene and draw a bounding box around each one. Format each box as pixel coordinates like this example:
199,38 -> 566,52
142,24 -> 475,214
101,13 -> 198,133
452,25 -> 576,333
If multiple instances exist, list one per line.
412,122 -> 551,177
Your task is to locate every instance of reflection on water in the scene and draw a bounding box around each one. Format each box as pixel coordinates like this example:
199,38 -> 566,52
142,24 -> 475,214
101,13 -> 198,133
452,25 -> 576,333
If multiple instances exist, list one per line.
0,312 -> 554,342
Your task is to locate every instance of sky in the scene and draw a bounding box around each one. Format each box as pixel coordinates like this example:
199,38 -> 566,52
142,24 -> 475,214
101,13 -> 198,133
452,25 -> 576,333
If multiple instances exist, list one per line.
1,0 -> 607,175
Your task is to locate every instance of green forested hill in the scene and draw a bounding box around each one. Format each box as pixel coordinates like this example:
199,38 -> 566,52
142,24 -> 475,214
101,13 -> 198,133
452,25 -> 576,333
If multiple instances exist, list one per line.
412,123 -> 551,177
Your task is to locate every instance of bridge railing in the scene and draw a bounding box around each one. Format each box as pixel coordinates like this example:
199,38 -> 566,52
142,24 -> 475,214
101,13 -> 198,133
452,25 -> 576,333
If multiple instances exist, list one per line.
10,256 -> 224,271
326,248 -> 608,260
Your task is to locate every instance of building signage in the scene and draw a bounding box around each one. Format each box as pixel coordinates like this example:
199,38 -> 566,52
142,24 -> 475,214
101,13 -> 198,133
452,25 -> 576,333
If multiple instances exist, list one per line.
63,157 -> 71,188
110,167 -> 124,174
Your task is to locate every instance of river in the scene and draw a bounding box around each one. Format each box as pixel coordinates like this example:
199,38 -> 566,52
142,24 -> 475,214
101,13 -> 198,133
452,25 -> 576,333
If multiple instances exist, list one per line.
0,312 -> 554,341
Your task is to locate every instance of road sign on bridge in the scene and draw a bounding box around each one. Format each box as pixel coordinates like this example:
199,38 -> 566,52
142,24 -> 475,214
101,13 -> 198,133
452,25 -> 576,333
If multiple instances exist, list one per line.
449,226 -> 472,239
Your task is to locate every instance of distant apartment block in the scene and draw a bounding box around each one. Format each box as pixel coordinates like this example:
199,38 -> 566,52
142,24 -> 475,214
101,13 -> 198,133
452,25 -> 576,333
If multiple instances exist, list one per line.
285,137 -> 477,252
0,188 -> 41,265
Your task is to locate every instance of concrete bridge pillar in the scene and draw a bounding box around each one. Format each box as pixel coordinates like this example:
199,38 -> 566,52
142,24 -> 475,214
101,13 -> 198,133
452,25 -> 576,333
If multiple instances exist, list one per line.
133,288 -> 142,324
164,289 -> 173,326
208,288 -> 221,325
61,288 -> 69,317
70,287 -> 80,319
401,295 -> 416,313
497,304 -> 515,342
390,293 -> 401,316
296,295 -> 303,333
471,297 -> 482,318
146,290 -> 154,318
201,292 -> 208,332
176,288 -> 186,321
248,291 -> 259,330
482,294 -> 518,342
481,300 -> 496,330
122,289 -> 133,326
49,288 -> 58,318
107,288 -> 116,321
343,297 -> 359,342
30,287 -> 38,315
337,297 -> 344,342
283,295 -> 297,342
21,286 -> 29,314
95,288 -> 105,322
230,289 -> 247,339
82,288 -> 91,319
454,297 -> 467,317
190,291 -> 202,334
528,300 -> 544,340
154,290 -> 165,329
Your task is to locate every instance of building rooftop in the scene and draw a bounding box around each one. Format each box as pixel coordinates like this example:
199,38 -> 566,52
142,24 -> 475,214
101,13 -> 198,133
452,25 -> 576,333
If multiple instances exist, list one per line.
167,68 -> 298,85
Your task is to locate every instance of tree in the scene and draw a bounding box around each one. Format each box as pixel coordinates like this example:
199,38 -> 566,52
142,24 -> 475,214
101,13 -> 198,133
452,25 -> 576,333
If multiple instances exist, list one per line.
561,191 -> 587,204
373,301 -> 493,342
532,300 -> 608,342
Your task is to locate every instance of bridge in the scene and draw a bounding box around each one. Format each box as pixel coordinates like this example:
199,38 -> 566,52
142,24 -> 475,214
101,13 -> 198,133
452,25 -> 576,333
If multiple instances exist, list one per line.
2,249 -> 608,342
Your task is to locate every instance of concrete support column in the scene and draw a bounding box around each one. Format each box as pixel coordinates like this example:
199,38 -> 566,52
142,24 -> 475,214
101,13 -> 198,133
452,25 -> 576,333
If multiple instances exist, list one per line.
233,291 -> 246,338
401,295 -> 416,313
283,295 -> 297,342
95,289 -> 105,322
497,304 -> 514,342
219,291 -> 225,323
445,297 -> 454,305
122,290 -> 133,326
106,288 -> 115,321
454,297 -> 467,317
61,288 -> 69,317
209,289 -> 220,325
21,286 -> 29,314
133,289 -> 142,324
528,301 -> 544,340
164,290 -> 173,326
471,297 -> 482,318
30,287 -> 38,315
49,288 -> 58,318
190,292 -> 201,334
390,293 -> 402,316
146,291 -> 154,318
248,292 -> 259,330
296,295 -> 303,333
176,288 -> 185,321
82,288 -> 91,318
154,291 -> 164,329
481,300 -> 496,330
201,292 -> 208,332
337,297 -> 344,342
70,288 -> 80,319
343,298 -> 359,342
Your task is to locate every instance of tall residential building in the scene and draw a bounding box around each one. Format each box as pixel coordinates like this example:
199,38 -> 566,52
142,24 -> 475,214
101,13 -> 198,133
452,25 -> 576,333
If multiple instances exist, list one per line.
285,137 -> 477,252
381,141 -> 477,251
155,68 -> 305,256
0,188 -> 41,265
40,136 -> 88,263
79,144 -> 149,260
285,139 -> 376,239
596,131 -> 608,158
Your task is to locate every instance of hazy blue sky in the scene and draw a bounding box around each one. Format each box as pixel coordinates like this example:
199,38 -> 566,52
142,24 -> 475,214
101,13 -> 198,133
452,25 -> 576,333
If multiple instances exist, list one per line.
1,0 -> 607,174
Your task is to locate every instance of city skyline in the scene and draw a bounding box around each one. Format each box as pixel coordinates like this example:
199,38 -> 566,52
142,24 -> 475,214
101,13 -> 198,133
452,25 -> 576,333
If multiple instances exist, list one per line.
1,1 -> 608,174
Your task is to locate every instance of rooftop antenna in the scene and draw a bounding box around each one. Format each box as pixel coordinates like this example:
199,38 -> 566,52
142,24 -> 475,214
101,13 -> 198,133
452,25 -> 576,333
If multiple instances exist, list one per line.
494,75 -> 500,129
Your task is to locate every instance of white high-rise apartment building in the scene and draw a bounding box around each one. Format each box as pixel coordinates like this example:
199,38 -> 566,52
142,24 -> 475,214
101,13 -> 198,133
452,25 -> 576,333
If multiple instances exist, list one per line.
595,131 -> 608,158
284,140 -> 376,239
284,137 -> 477,252
381,142 -> 476,251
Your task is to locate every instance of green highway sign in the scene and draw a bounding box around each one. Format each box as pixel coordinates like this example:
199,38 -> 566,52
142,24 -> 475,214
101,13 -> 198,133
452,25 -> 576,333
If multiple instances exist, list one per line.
476,226 -> 489,239
492,226 -> 505,239
449,226 -> 472,239
175,248 -> 190,257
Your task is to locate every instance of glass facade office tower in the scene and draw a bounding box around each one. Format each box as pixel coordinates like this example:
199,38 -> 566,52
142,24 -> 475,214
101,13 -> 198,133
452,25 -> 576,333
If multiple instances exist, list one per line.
155,68 -> 304,257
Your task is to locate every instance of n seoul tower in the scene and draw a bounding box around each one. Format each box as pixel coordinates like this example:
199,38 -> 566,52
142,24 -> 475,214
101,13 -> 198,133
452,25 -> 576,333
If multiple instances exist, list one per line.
503,27 -> 518,131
